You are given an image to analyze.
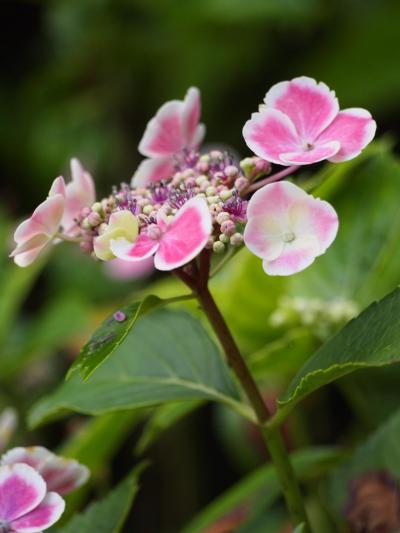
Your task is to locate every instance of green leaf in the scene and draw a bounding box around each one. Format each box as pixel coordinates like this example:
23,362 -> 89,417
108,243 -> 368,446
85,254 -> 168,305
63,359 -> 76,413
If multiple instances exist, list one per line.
29,309 -> 246,428
55,464 -> 146,533
59,411 -> 142,519
68,293 -> 193,380
135,400 -> 203,455
326,407 -> 400,516
293,524 -> 306,533
183,446 -> 341,533
276,288 -> 400,421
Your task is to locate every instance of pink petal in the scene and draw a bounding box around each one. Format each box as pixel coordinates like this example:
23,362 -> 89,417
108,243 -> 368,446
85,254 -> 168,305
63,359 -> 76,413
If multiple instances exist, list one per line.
155,197 -> 212,270
279,141 -> 340,165
110,233 -> 159,262
14,195 -> 64,243
264,76 -> 339,141
182,87 -> 205,148
317,108 -> 377,162
48,176 -> 66,198
10,492 -> 65,533
40,458 -> 89,496
138,100 -> 185,157
62,159 -> 96,233
242,108 -> 301,165
105,257 -> 155,280
289,197 -> 338,254
246,181 -> 308,220
0,464 -> 46,522
1,447 -> 52,471
243,214 -> 285,261
131,157 -> 176,187
262,236 -> 320,276
10,235 -> 51,267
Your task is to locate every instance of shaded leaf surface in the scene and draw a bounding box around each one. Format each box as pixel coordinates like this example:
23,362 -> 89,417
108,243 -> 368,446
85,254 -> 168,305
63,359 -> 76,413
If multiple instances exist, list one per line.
278,288 -> 400,416
29,309 -> 243,427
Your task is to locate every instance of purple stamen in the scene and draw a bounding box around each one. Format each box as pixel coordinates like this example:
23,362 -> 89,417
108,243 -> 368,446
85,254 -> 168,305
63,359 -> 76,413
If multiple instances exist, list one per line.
168,188 -> 194,209
224,190 -> 247,221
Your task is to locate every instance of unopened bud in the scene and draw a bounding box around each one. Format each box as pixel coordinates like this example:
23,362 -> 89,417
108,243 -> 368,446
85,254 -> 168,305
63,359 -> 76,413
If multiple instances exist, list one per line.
216,211 -> 231,225
213,241 -> 225,253
221,220 -> 236,236
230,232 -> 244,246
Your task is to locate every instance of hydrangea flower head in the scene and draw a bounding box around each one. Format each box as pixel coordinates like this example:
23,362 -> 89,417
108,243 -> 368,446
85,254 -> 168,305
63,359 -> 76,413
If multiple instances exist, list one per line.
0,463 -> 64,532
132,87 -> 205,186
244,181 -> 338,275
243,76 -> 376,165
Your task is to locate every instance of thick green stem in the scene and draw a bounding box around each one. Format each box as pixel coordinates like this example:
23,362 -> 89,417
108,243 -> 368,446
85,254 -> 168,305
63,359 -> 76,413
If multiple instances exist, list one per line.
195,284 -> 311,531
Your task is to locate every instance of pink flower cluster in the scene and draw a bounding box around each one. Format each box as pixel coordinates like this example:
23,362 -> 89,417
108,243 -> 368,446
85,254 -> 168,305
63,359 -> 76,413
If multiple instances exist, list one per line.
0,446 -> 88,532
10,77 -> 376,276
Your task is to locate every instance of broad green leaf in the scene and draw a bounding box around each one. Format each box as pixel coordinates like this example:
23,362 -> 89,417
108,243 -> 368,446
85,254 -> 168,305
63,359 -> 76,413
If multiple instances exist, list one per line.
59,411 -> 142,519
135,400 -> 203,455
55,464 -> 146,533
29,309 -> 246,428
183,446 -> 341,533
326,407 -> 400,517
276,288 -> 400,423
293,524 -> 306,533
68,293 -> 193,380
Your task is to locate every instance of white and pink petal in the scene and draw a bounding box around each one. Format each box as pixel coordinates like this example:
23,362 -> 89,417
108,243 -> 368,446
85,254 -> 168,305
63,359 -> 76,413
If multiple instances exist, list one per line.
242,108 -> 301,165
317,108 -> 377,162
154,197 -> 212,271
264,76 -> 339,141
131,157 -> 176,187
279,141 -> 340,165
138,100 -> 185,158
110,234 -> 159,262
262,236 -> 320,276
9,492 -> 65,533
0,464 -> 46,523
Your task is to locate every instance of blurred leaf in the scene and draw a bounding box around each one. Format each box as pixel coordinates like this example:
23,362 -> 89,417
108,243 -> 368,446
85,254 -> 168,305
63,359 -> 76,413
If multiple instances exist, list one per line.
183,446 -> 341,533
55,463 -> 146,533
0,260 -> 43,347
68,293 -> 193,380
293,524 -> 306,533
277,288 -> 400,423
135,400 -> 203,455
29,309 -> 247,428
326,407 -> 400,517
0,293 -> 91,377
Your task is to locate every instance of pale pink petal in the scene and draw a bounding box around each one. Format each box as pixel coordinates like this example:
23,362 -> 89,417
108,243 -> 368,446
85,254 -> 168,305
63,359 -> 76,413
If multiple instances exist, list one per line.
29,195 -> 65,237
243,214 -> 285,261
264,76 -> 339,141
40,458 -> 89,496
10,235 -> 51,267
289,197 -> 338,254
131,157 -> 176,187
48,176 -> 66,198
105,257 -> 154,280
62,158 -> 96,233
110,234 -> 159,262
246,181 -> 308,219
242,108 -> 301,165
155,197 -> 212,270
279,141 -> 340,165
10,492 -> 65,533
0,464 -> 46,522
1,447 -> 52,471
138,100 -> 185,157
190,123 -> 206,149
317,108 -> 377,162
182,87 -> 204,147
262,236 -> 320,276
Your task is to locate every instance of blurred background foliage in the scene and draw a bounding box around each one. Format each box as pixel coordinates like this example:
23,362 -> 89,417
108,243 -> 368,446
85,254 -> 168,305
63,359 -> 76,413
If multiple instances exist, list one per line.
2,1 -> 400,531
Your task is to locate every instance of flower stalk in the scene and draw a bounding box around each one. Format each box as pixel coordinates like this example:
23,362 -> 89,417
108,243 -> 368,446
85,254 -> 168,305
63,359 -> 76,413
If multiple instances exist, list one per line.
175,255 -> 312,531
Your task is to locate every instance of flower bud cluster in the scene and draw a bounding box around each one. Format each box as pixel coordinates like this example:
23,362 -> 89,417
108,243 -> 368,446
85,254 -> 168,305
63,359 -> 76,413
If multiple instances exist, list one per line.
77,150 -> 249,257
